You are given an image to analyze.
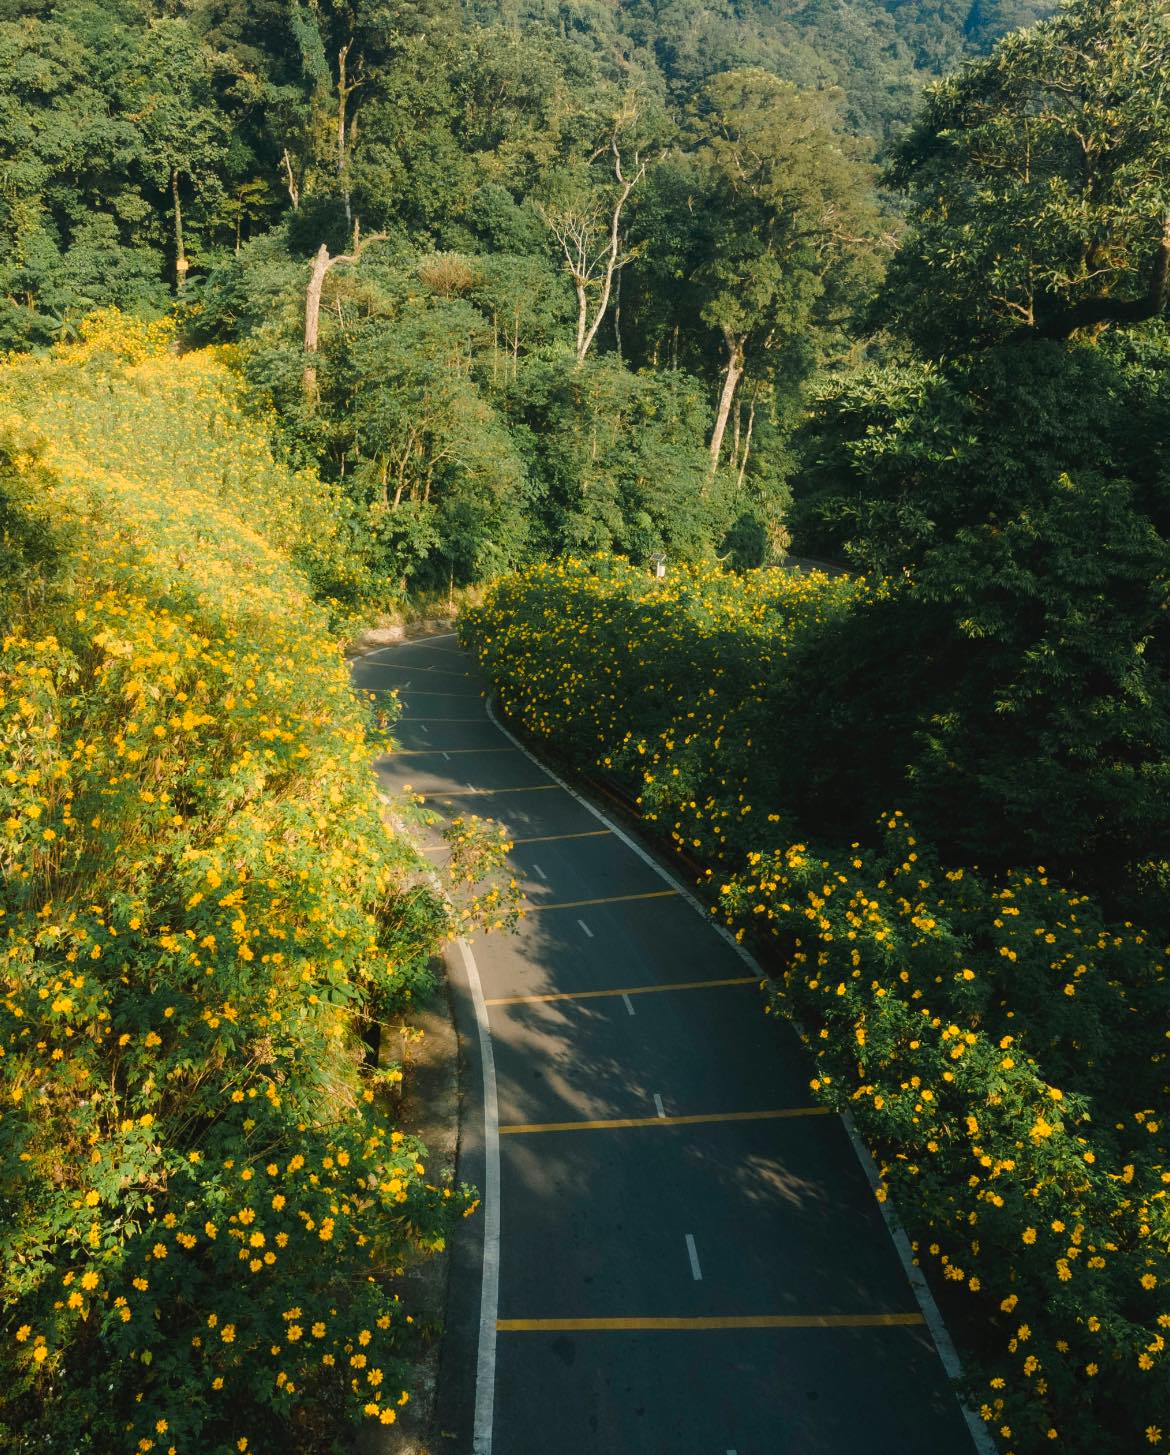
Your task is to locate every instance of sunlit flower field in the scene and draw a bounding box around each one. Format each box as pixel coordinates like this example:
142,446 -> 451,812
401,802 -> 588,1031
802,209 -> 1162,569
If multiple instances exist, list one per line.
0,314 -> 466,1453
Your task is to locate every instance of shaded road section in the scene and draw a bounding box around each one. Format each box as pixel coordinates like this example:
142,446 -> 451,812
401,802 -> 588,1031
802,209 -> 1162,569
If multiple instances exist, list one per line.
351,633 -> 979,1455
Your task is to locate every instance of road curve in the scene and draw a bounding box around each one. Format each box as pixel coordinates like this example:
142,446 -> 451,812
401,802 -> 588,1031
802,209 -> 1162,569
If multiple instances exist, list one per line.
352,633 -> 978,1455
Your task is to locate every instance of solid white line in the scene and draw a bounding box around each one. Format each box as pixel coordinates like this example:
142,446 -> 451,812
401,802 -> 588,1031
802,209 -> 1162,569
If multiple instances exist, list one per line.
577,919 -> 594,938
653,1093 -> 666,1119
621,993 -> 636,1016
354,631 -> 459,663
481,694 -> 989,1454
685,1234 -> 702,1282
458,937 -> 500,1455
534,862 -> 547,881
840,1111 -> 996,1455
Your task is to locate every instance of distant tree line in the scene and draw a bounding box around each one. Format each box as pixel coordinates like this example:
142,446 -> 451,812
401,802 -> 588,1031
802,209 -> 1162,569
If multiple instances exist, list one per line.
0,0 -> 1049,593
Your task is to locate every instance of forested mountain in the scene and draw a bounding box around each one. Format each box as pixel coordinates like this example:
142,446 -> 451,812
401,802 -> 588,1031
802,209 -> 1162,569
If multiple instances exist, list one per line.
0,0 -> 1049,592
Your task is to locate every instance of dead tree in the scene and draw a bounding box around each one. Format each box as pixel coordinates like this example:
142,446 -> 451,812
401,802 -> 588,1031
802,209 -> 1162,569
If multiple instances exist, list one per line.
542,139 -> 647,368
303,228 -> 386,400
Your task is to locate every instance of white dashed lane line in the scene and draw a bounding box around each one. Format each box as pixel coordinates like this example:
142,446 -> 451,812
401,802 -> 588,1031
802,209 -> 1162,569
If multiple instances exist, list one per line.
686,1234 -> 703,1282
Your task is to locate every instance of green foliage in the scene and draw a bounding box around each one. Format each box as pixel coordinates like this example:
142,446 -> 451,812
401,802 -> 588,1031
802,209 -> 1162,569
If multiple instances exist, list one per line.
0,317 -> 481,1453
0,0 -> 1054,588
787,329 -> 1170,907
502,355 -> 718,561
877,0 -> 1170,354
461,556 -> 1170,1455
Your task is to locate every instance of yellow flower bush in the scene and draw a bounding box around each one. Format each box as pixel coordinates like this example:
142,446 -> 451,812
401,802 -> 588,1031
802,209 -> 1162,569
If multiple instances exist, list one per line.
463,556 -> 1169,1455
0,316 -> 468,1453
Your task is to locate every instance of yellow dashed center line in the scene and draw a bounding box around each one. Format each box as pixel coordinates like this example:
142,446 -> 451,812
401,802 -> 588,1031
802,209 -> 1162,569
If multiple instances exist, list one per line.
499,1107 -> 830,1135
392,747 -> 520,756
486,975 -> 757,1006
374,666 -> 472,679
459,783 -> 561,796
510,829 -> 613,845
525,889 -> 678,912
497,1314 -> 925,1332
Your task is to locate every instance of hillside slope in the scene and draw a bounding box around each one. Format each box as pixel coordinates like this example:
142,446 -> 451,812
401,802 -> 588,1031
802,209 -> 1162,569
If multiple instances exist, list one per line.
0,313 -> 458,1454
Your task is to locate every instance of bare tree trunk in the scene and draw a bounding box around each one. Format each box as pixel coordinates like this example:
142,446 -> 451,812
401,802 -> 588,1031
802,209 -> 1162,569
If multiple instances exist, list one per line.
613,264 -> 623,359
338,42 -> 352,224
709,329 -> 745,477
736,398 -> 757,490
302,233 -> 387,401
281,149 -> 301,210
576,141 -> 645,366
303,244 -> 331,399
171,169 -> 188,292
574,281 -> 589,360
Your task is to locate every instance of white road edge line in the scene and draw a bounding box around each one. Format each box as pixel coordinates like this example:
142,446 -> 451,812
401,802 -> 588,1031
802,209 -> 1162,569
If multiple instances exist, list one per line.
352,630 -> 459,663
482,693 -> 993,1455
686,1233 -> 703,1282
362,633 -> 498,1455
653,1093 -> 666,1119
459,936 -> 500,1455
577,918 -> 594,938
621,993 -> 636,1016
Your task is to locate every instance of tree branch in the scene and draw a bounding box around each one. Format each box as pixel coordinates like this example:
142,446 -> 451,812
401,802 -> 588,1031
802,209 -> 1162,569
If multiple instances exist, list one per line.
1036,211 -> 1170,339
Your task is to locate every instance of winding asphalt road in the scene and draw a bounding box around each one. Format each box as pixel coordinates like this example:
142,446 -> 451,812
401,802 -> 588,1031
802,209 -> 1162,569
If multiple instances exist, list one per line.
352,633 -> 980,1455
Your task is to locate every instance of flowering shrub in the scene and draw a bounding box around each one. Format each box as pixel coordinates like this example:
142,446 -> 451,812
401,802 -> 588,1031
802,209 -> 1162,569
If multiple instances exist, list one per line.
720,826 -> 1169,1455
0,317 -> 480,1453
463,557 -> 1170,1455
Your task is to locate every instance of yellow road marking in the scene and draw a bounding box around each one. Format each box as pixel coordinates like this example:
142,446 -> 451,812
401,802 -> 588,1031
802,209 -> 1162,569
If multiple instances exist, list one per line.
374,666 -> 471,679
525,889 -> 678,912
497,1314 -> 925,1332
459,783 -> 560,796
392,747 -> 520,756
486,975 -> 757,1006
510,830 -> 612,845
393,690 -> 482,698
499,1107 -> 830,1135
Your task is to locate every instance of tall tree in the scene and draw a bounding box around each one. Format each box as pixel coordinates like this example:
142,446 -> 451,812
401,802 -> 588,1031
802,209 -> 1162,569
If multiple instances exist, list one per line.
133,18 -> 229,292
541,140 -> 647,367
876,0 -> 1170,355
684,70 -> 882,476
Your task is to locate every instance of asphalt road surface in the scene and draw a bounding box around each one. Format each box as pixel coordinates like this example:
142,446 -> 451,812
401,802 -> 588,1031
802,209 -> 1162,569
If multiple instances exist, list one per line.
352,632 -> 979,1455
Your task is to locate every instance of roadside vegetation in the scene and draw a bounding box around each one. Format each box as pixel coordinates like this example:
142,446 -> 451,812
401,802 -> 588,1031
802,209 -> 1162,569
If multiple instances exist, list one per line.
0,314 -> 511,1454
462,556 -> 1170,1455
457,10 -> 1170,1452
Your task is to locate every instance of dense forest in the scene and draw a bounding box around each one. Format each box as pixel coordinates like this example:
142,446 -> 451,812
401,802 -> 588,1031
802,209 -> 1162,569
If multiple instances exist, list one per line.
1,0 -> 1050,593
